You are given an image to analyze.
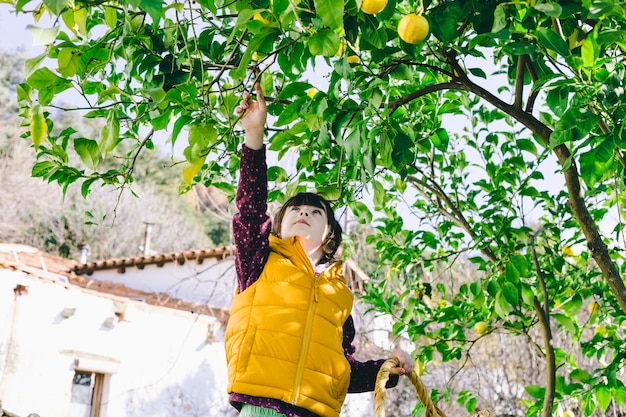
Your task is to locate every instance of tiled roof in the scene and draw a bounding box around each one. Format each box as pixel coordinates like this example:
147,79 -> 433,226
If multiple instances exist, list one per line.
71,245 -> 235,275
0,243 -> 229,319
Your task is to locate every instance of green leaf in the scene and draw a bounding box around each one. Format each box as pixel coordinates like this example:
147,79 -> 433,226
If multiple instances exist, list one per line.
392,131 -> 415,166
571,369 -> 591,382
170,115 -> 192,147
140,0 -> 163,24
502,282 -> 519,306
43,0 -> 68,15
581,33 -> 598,68
495,290 -> 513,318
275,97 -> 308,126
308,30 -> 341,56
537,27 -> 570,57
560,294 -> 583,316
32,161 -> 56,178
467,67 -> 487,78
430,128 -> 449,152
74,138 -> 99,170
613,386 -> 626,407
29,104 -> 48,149
314,0 -> 343,32
588,1 -> 621,19
582,391 -> 596,416
25,67 -> 72,105
277,82 -> 314,99
534,2 -> 562,17
232,27 -> 278,80
350,201 -> 373,224
520,283 -> 535,306
268,166 -> 289,182
58,47 -> 82,77
492,4 -> 507,32
552,313 -> 576,334
596,385 -> 611,413
104,6 -> 118,29
525,384 -> 545,399
99,110 -> 120,157
469,281 -> 485,308
24,53 -> 46,77
579,138 -> 614,187
26,25 -> 60,45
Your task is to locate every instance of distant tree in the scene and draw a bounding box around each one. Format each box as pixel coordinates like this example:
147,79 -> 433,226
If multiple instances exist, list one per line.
0,49 -> 229,259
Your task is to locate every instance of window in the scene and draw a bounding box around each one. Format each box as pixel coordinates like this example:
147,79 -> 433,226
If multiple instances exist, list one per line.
69,371 -> 104,417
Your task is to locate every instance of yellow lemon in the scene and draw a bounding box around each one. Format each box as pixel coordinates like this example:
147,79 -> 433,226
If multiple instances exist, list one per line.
473,321 -> 488,334
182,157 -> 205,185
562,245 -> 575,256
336,41 -> 347,57
415,359 -> 425,376
398,14 -> 429,44
588,301 -> 600,315
307,88 -> 317,98
347,55 -> 360,64
361,0 -> 387,14
253,12 -> 270,24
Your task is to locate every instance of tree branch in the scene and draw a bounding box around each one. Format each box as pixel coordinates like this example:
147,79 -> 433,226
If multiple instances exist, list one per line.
388,50 -> 626,315
406,173 -> 498,263
514,55 -> 526,110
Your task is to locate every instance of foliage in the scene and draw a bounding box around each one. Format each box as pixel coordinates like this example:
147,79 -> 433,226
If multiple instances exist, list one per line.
3,0 -> 626,415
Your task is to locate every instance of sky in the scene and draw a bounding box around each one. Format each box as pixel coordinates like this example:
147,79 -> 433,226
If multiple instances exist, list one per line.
0,9 -> 42,51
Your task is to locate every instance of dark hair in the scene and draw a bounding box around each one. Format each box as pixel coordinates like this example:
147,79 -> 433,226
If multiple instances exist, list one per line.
272,192 -> 343,264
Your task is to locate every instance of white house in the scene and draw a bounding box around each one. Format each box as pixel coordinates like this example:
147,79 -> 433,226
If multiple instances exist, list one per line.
0,243 -> 405,417
0,243 -> 236,417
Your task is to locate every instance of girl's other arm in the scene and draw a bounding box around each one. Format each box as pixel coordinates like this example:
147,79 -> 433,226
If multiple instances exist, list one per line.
343,316 -> 414,392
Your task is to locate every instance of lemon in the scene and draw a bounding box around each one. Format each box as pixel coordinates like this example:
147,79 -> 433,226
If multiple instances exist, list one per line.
361,0 -> 387,14
588,301 -> 600,315
398,14 -> 429,44
307,88 -> 318,98
562,245 -> 575,256
415,359 -> 425,376
336,41 -> 347,57
182,157 -> 205,185
253,12 -> 270,24
594,325 -> 607,336
347,55 -> 360,64
473,321 -> 488,334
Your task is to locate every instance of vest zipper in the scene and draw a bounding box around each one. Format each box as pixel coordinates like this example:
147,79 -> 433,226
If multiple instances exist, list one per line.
291,244 -> 321,405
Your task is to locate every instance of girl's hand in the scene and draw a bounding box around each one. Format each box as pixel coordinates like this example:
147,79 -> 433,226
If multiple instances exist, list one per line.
388,349 -> 415,376
235,82 -> 267,149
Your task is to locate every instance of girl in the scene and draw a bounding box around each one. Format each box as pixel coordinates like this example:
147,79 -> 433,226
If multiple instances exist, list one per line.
225,83 -> 414,417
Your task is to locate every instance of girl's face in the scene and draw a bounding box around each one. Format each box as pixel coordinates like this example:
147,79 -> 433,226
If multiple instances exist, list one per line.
280,204 -> 330,249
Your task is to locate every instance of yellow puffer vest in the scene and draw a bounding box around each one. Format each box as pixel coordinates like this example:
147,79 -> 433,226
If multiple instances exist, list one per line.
225,235 -> 354,417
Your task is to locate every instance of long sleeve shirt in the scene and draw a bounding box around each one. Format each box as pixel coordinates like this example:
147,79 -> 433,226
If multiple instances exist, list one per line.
229,145 -> 397,417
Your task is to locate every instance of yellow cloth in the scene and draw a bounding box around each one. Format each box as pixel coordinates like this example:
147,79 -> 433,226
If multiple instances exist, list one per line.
225,235 -> 354,417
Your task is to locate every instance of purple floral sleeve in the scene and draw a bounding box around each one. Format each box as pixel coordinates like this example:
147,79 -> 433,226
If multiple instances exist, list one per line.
343,316 -> 399,392
232,145 -> 272,292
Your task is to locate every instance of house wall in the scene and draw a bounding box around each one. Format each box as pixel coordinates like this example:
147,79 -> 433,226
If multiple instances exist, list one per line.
85,258 -> 236,309
0,268 -> 235,417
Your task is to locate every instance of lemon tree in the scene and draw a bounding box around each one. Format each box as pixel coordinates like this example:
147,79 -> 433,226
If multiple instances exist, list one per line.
6,0 -> 626,416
